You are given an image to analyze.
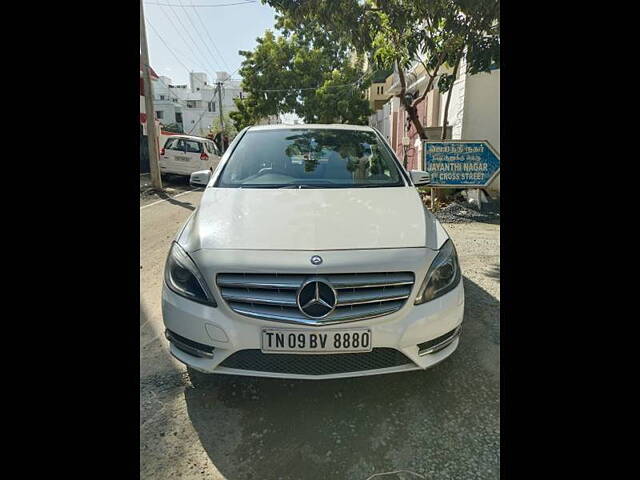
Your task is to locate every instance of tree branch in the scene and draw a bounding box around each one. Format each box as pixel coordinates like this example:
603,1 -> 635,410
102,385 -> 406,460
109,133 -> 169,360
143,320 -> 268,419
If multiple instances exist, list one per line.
441,51 -> 462,140
396,59 -> 427,141
411,51 -> 446,108
396,59 -> 407,105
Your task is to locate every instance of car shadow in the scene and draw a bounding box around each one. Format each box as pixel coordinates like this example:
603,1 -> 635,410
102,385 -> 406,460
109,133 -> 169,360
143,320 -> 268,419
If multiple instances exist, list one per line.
155,191 -> 195,211
183,276 -> 500,479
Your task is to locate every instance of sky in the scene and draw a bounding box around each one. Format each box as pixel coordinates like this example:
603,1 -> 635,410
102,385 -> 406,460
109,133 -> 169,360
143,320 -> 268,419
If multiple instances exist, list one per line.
144,0 -> 278,85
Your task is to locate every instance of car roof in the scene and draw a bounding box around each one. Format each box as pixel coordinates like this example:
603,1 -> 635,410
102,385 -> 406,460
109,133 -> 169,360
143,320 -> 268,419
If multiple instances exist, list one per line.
166,134 -> 211,142
247,123 -> 376,132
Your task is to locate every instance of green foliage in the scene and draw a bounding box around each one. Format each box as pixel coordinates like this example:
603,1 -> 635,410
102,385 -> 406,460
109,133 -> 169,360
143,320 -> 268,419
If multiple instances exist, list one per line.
235,28 -> 372,124
210,112 -> 237,138
229,95 -> 260,131
263,0 -> 500,94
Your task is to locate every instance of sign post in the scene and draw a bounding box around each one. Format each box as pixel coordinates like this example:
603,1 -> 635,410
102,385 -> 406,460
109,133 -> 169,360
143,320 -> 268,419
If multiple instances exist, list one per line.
423,140 -> 500,210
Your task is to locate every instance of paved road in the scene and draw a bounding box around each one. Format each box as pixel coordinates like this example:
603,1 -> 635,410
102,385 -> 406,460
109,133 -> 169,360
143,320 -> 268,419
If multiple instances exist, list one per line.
140,193 -> 500,480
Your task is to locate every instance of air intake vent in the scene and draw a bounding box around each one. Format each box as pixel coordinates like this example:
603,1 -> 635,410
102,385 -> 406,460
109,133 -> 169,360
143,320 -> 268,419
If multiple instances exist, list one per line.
165,329 -> 215,359
219,348 -> 413,375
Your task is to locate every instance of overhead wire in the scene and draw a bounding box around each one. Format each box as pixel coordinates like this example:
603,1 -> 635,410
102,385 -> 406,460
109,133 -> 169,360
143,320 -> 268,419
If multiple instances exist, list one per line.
161,0 -> 220,76
181,0 -> 232,72
174,0 -> 225,70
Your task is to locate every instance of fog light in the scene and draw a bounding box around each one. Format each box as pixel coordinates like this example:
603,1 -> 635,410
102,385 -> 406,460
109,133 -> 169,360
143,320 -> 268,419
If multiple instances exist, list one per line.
417,325 -> 461,356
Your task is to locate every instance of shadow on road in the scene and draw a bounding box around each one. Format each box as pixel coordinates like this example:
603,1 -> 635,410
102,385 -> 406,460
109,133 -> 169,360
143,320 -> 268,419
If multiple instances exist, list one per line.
155,191 -> 196,211
182,276 -> 500,480
486,264 -> 500,282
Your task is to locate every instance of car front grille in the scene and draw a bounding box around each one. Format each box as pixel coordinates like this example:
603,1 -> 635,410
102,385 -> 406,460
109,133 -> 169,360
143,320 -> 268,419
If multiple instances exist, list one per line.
219,348 -> 413,376
216,272 -> 415,325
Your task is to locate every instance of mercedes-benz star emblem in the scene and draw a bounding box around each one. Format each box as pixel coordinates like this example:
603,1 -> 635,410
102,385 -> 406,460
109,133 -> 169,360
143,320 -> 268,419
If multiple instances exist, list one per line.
297,280 -> 337,319
310,255 -> 323,265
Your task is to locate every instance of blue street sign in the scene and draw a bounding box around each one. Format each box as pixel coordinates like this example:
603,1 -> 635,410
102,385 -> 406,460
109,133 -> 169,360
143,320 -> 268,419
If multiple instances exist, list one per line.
423,140 -> 500,188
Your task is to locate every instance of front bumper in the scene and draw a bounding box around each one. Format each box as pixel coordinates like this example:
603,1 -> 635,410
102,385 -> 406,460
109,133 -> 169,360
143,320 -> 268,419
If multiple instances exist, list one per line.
161,274 -> 464,380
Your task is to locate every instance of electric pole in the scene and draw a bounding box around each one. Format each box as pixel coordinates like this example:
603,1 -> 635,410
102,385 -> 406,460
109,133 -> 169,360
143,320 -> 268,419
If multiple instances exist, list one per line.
140,0 -> 163,190
216,81 -> 225,153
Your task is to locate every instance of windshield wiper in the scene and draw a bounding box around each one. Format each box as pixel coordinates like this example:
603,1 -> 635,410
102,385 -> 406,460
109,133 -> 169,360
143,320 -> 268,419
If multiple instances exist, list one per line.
277,184 -> 331,189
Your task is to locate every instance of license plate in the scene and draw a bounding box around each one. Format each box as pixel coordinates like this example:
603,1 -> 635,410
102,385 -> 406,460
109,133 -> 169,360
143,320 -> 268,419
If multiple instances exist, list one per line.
261,328 -> 372,354
176,156 -> 189,162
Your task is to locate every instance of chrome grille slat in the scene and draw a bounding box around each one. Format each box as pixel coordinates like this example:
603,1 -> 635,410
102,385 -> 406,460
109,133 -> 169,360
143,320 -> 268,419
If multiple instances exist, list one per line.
217,272 -> 415,326
336,286 -> 412,306
327,272 -> 414,289
228,300 -> 406,326
219,287 -> 298,307
216,274 -> 305,290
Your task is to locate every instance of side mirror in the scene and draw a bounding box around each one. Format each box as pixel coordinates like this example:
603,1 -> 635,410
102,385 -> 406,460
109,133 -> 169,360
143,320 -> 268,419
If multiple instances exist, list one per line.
190,170 -> 212,188
410,170 -> 431,186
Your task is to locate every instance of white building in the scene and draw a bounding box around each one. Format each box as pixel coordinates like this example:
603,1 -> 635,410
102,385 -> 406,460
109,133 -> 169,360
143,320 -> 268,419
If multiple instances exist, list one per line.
151,75 -> 184,130
152,71 -> 243,137
442,58 -> 500,192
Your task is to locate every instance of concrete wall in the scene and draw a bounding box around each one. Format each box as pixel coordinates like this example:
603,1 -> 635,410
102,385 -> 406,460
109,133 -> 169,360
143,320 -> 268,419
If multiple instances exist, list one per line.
425,89 -> 440,128
154,101 -> 181,126
437,62 -> 500,193
461,70 -> 500,154
182,109 -> 218,136
366,82 -> 388,110
462,69 -> 500,192
190,72 -> 208,91
368,104 -> 391,142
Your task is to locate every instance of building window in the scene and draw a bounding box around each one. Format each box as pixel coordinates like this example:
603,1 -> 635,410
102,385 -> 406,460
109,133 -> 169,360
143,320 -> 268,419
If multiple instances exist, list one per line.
159,95 -> 166,100
175,113 -> 183,123
156,111 -> 164,119
208,101 -> 216,112
380,86 -> 384,94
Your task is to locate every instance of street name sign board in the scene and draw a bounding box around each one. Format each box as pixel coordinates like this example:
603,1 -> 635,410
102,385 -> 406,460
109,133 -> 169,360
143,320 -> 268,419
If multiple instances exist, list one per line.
423,140 -> 500,188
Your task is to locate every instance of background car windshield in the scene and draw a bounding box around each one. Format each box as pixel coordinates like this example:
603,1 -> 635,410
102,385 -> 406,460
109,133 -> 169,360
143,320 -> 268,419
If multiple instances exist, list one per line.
217,129 -> 405,188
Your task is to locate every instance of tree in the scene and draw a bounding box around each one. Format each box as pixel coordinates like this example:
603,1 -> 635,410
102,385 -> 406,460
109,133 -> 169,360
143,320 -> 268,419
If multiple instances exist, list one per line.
262,0 -> 500,140
233,28 -> 372,125
210,111 -> 237,139
229,94 -> 260,131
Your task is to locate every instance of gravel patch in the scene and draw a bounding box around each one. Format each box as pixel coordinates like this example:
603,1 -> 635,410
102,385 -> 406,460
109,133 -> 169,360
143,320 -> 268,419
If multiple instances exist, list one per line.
434,201 -> 500,224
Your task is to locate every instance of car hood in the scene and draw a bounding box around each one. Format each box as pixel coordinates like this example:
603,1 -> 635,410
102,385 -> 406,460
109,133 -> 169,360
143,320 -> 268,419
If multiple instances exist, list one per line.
180,187 -> 443,251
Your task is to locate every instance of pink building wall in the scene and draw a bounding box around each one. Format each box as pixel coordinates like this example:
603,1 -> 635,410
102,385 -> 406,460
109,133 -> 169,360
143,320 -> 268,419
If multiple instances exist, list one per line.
392,101 -> 427,171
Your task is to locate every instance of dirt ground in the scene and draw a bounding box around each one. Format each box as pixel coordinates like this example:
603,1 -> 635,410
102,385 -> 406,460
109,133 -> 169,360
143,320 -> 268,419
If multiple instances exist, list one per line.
140,190 -> 500,479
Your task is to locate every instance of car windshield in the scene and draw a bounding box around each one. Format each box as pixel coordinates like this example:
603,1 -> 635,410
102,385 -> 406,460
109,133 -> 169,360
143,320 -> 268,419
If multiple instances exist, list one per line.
216,128 -> 405,188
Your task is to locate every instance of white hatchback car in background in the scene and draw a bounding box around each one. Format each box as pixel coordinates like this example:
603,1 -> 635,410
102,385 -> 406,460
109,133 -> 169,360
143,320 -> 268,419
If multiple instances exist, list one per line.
163,124 -> 464,380
159,135 -> 221,177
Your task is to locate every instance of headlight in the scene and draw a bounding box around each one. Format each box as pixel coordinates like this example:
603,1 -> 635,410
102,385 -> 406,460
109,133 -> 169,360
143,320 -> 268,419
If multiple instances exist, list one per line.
414,239 -> 461,305
164,242 -> 217,306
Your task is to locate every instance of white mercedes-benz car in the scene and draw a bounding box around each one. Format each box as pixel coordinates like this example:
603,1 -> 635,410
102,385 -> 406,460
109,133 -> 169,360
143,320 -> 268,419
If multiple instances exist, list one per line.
162,124 -> 464,380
